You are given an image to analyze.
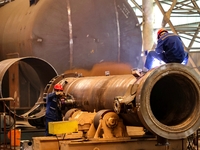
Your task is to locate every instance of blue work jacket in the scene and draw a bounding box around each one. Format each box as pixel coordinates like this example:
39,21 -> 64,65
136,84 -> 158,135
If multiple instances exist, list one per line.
45,92 -> 62,121
155,33 -> 185,63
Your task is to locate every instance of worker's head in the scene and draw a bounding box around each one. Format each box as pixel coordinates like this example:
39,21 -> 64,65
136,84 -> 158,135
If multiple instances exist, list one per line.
157,28 -> 168,39
54,84 -> 63,91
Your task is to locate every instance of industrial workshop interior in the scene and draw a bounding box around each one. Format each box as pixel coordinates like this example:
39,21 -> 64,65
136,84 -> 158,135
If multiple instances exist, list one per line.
0,0 -> 200,149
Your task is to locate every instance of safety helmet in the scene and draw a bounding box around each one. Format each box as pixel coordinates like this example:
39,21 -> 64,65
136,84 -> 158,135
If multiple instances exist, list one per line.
157,28 -> 168,39
54,84 -> 63,91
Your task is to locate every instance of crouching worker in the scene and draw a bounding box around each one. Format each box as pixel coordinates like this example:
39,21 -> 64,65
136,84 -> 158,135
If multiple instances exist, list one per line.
45,84 -> 64,136
144,28 -> 189,70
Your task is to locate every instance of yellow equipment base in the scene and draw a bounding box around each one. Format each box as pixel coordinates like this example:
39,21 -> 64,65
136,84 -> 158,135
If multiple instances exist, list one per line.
48,120 -> 78,135
33,136 -> 186,150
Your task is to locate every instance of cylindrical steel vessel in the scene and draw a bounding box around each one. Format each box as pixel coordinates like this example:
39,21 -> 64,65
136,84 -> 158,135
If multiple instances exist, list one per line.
0,0 -> 142,74
44,63 -> 200,139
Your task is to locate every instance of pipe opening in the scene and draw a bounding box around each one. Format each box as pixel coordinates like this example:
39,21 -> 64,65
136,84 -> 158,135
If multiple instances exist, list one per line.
150,73 -> 197,126
2,62 -> 41,111
0,57 -> 57,118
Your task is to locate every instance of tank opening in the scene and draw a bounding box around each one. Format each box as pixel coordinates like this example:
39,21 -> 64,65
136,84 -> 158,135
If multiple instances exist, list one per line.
0,57 -> 57,118
150,73 -> 197,126
2,62 -> 41,115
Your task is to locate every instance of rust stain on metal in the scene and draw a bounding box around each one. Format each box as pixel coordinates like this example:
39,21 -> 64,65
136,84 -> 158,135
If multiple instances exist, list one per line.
64,62 -> 132,76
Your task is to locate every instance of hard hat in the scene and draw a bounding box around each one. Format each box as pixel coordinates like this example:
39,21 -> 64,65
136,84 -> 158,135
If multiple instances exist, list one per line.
157,28 -> 168,39
54,84 -> 63,91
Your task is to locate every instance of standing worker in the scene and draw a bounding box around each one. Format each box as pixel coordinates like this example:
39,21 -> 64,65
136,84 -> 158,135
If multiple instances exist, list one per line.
144,28 -> 189,70
45,84 -> 64,136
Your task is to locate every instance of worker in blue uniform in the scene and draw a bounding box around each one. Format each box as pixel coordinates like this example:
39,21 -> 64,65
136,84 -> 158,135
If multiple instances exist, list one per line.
144,28 -> 189,70
45,84 -> 64,136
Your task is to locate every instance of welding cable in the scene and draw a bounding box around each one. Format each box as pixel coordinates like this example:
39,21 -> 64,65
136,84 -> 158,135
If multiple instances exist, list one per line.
55,135 -> 61,150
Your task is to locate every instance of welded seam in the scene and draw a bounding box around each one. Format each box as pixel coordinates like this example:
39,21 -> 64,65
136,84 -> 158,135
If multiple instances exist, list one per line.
114,0 -> 121,62
67,0 -> 73,69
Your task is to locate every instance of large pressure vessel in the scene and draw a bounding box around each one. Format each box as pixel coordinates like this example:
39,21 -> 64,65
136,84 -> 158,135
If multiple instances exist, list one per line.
43,63 -> 200,140
0,0 -> 142,74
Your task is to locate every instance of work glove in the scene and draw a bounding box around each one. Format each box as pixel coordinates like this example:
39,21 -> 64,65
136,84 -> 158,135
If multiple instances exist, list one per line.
55,91 -> 64,96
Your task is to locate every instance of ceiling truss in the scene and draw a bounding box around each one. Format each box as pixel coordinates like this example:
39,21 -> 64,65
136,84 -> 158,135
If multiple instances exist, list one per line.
130,0 -> 200,53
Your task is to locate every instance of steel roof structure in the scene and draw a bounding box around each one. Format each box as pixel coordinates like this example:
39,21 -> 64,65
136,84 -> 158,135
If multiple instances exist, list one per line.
129,0 -> 200,71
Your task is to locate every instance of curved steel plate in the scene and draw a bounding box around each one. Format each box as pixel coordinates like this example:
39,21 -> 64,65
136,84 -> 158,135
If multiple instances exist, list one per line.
0,0 -> 142,74
0,57 -> 57,118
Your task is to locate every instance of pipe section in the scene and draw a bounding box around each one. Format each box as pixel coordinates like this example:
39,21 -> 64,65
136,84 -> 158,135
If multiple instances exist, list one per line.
44,63 -> 200,139
0,57 -> 57,119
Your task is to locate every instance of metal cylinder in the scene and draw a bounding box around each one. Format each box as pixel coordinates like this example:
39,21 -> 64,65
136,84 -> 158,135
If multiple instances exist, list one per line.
0,0 -> 142,74
136,63 -> 200,139
0,57 -> 57,118
45,63 -> 200,139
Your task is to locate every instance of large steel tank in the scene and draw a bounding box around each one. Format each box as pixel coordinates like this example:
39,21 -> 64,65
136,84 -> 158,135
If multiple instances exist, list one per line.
0,0 -> 142,74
